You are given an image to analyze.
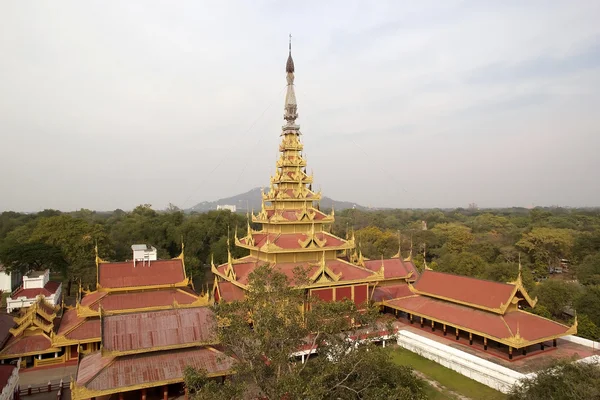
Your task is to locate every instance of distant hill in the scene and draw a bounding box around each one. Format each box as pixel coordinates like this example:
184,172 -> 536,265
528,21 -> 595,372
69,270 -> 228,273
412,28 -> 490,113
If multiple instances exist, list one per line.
188,187 -> 366,213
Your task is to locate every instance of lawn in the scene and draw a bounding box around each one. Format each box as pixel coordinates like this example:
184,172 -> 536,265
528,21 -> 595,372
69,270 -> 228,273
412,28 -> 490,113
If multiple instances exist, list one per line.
390,347 -> 507,400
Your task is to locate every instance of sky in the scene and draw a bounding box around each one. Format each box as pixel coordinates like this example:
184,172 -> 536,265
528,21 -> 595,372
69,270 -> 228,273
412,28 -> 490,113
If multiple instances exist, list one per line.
1,1 -> 599,212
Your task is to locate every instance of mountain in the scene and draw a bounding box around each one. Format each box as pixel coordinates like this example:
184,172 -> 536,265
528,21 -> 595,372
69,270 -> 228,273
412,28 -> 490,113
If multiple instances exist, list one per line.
187,188 -> 366,213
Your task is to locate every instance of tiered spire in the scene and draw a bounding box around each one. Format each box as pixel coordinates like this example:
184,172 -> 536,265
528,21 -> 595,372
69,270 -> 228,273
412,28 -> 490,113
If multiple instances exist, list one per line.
283,34 -> 298,131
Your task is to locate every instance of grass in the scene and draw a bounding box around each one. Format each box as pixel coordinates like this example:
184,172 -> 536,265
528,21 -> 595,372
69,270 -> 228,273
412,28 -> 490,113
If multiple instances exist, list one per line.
390,347 -> 507,400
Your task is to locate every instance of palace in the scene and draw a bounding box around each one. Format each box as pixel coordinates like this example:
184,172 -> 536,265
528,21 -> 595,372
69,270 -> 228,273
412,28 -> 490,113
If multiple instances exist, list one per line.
212,43 -> 576,360
0,245 -> 234,400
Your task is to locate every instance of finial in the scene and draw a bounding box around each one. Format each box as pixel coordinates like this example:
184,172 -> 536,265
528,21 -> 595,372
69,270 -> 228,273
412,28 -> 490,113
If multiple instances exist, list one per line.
394,230 -> 402,259
286,34 -> 295,73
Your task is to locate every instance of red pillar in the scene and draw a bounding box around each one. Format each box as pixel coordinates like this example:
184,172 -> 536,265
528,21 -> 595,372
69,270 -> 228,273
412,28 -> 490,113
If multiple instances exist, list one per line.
163,385 -> 168,400
119,392 -> 124,400
184,387 -> 189,400
141,388 -> 147,400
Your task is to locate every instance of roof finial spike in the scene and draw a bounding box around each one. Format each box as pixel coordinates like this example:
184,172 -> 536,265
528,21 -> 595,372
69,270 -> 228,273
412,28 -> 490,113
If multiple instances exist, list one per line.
289,33 -> 292,53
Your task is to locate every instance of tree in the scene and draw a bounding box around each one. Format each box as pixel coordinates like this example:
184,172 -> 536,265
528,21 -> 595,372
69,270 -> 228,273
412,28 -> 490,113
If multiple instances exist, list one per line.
431,223 -> 474,254
533,280 -> 580,318
578,254 -> 600,286
185,265 -> 426,400
575,314 -> 600,342
28,215 -> 110,294
574,285 -> 600,328
354,226 -> 398,259
435,252 -> 487,278
509,360 -> 600,400
516,228 -> 574,271
0,241 -> 67,276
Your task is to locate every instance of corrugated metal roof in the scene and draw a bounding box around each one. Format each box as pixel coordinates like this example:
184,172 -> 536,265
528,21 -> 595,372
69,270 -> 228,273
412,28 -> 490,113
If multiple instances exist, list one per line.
88,289 -> 197,311
102,307 -> 216,352
77,347 -> 234,390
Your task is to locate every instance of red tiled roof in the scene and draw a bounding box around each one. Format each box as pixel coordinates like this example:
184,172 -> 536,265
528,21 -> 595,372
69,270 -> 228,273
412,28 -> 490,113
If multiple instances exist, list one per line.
57,309 -> 84,336
503,311 -> 571,342
79,291 -> 107,308
84,289 -> 198,312
217,281 -> 246,302
385,295 -> 571,345
0,314 -> 15,347
372,284 -> 412,303
217,257 -> 375,285
66,319 -> 100,341
77,347 -> 234,391
0,334 -> 53,356
102,307 -> 216,353
98,259 -> 185,289
243,232 -> 347,250
364,258 -> 418,279
413,270 -> 515,311
10,281 -> 61,300
265,209 -> 327,222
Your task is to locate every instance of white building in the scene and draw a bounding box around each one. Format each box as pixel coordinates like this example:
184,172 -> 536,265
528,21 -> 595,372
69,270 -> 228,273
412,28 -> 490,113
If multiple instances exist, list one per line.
131,244 -> 157,267
0,266 -> 22,294
217,204 -> 237,212
6,270 -> 62,313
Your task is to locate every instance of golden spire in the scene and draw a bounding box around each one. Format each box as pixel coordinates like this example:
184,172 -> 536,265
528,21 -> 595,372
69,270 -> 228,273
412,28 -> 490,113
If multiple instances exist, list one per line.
283,34 -> 299,131
393,230 -> 402,259
404,235 -> 413,262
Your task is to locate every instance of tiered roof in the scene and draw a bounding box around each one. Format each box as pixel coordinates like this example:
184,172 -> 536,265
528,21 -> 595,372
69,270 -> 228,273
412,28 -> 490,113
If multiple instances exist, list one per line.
379,269 -> 575,348
73,347 -> 234,399
214,44 -> 417,301
0,298 -> 60,359
71,307 -> 233,400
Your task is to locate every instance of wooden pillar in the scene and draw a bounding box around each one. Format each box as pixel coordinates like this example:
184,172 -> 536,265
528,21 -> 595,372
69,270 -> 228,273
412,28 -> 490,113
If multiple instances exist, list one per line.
522,347 -> 527,356
184,386 -> 189,400
119,392 -> 124,400
553,339 -> 557,347
431,320 -> 435,332
443,324 -> 447,336
394,309 -> 398,317
484,337 -> 488,350
420,317 -> 424,328
469,332 -> 473,345
141,388 -> 147,400
455,328 -> 459,340
163,385 -> 168,400
509,347 -> 513,360
540,343 -> 545,350
409,314 -> 413,324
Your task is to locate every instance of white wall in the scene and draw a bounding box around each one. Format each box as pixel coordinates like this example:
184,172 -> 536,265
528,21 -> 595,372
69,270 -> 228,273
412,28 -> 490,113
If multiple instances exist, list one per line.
562,335 -> 600,350
0,271 -> 11,293
6,282 -> 62,313
23,270 -> 49,289
396,330 -> 531,394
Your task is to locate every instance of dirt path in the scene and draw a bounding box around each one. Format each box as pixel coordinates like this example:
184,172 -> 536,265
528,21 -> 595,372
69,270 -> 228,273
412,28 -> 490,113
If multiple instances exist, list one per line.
414,370 -> 473,400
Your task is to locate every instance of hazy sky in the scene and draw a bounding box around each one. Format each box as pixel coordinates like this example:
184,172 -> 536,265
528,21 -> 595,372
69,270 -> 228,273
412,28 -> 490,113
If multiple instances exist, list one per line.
1,1 -> 599,212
